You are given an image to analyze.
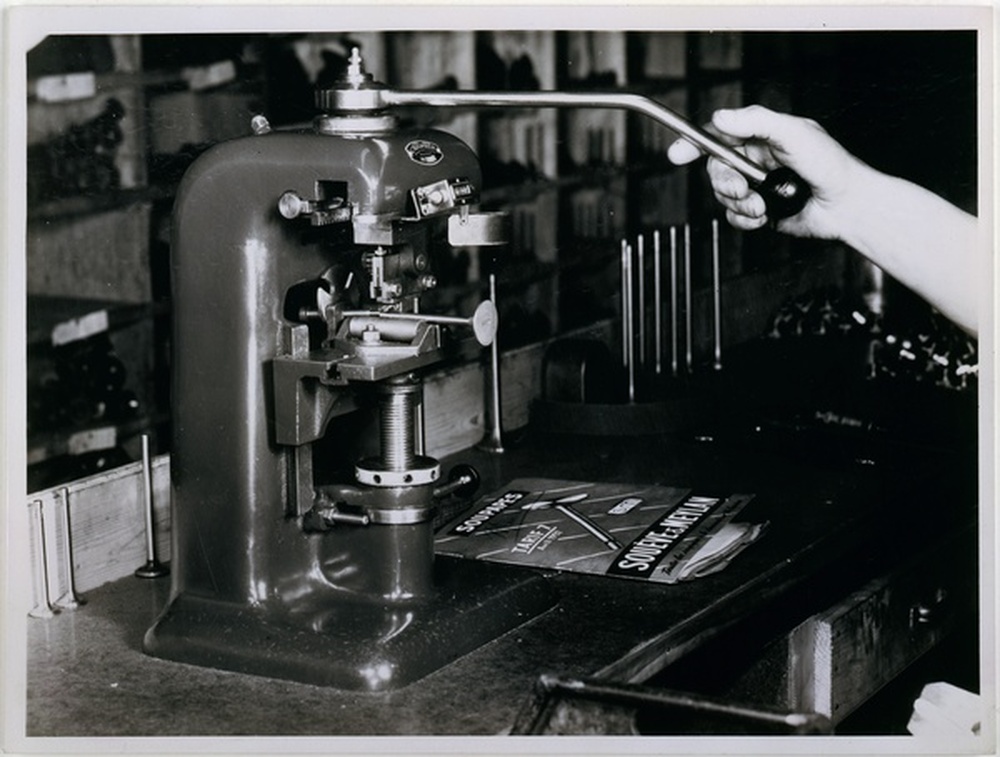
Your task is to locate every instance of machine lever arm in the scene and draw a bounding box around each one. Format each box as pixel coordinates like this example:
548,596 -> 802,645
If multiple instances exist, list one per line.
380,89 -> 810,220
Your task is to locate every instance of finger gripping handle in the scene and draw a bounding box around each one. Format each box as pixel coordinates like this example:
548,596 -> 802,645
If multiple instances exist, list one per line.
756,166 -> 811,220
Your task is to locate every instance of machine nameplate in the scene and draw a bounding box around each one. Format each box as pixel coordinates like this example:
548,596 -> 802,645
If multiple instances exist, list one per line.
405,139 -> 444,166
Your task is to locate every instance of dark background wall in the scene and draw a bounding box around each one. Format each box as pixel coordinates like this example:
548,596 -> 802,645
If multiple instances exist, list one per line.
745,31 -> 978,212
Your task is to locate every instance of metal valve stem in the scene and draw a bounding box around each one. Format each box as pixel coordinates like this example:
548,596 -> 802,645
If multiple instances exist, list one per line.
53,487 -> 84,609
28,499 -> 56,619
135,434 -> 169,579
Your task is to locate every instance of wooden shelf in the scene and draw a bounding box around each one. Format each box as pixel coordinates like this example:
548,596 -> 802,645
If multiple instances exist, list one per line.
27,63 -> 263,103
27,68 -> 184,102
27,296 -> 166,348
27,184 -> 176,223
27,413 -> 169,467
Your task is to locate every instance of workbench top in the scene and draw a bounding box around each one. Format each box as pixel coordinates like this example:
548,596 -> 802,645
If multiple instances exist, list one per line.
25,410 -> 977,738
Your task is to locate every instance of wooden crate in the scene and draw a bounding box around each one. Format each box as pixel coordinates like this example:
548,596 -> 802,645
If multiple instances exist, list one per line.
27,454 -> 171,604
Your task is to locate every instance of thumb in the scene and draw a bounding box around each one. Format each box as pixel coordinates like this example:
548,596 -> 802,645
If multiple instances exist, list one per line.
667,137 -> 703,166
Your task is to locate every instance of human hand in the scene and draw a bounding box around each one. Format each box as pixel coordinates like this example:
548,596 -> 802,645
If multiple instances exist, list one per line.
668,105 -> 866,238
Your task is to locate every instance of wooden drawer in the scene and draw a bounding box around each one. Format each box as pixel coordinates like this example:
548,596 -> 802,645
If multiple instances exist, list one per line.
786,531 -> 975,724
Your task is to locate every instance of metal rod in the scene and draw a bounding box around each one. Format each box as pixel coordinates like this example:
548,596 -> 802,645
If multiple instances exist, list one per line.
712,218 -> 723,370
479,272 -> 505,454
381,90 -> 769,184
517,675 -> 832,735
670,227 -> 678,378
637,234 -> 646,367
141,437 -> 156,557
29,499 -> 56,618
684,224 -> 693,373
342,300 -> 497,347
624,242 -> 636,403
653,230 -> 662,376
54,487 -> 83,609
342,310 -> 469,326
433,472 -> 475,500
135,434 -> 169,579
620,240 -> 629,370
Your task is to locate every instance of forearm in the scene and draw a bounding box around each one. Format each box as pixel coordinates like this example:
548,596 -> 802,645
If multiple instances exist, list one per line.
832,164 -> 979,334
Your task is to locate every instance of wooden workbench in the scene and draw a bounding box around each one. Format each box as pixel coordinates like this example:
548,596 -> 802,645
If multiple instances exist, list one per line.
23,401 -> 978,738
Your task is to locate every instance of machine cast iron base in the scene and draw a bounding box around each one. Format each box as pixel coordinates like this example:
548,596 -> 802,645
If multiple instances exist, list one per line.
144,557 -> 556,691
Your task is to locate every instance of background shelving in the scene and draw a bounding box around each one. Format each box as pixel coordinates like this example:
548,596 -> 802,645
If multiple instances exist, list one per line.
24,29 -> 978,489
6,28 -> 803,483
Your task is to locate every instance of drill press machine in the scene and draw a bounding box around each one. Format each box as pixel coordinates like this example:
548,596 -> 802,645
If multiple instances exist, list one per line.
145,48 -> 809,691
143,53 -> 553,691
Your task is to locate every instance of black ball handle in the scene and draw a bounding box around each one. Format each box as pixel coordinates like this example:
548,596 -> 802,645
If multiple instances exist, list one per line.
755,166 -> 812,220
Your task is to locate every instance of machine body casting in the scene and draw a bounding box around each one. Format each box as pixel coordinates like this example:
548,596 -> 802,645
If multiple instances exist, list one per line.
143,59 -> 553,691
